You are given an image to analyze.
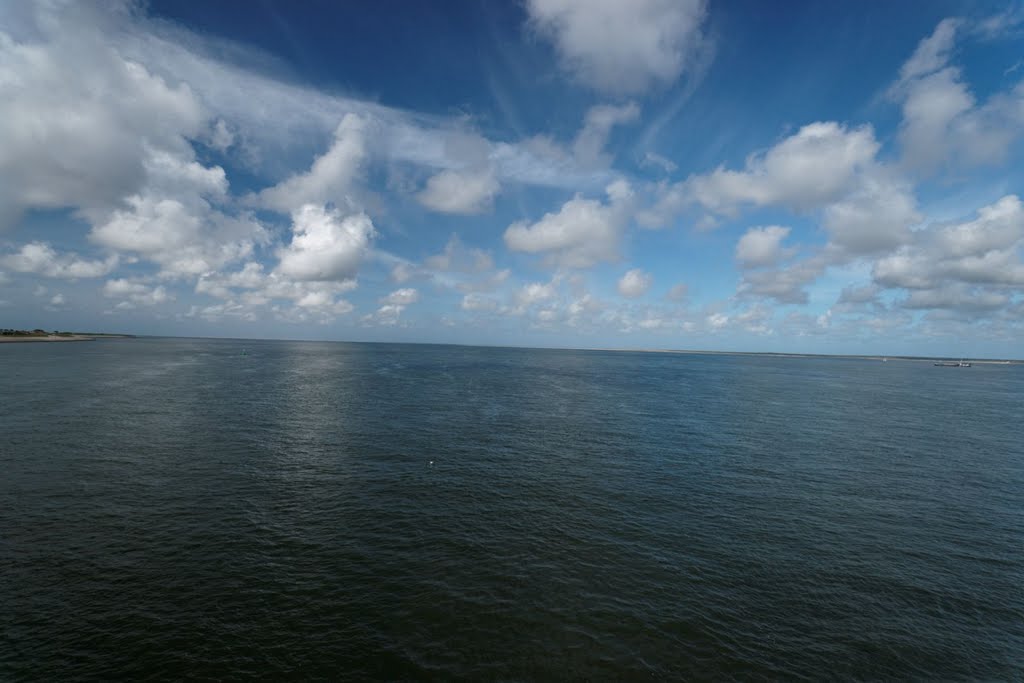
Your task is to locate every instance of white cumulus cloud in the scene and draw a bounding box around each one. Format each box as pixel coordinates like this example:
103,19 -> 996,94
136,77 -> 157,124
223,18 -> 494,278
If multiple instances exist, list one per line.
381,288 -> 419,305
417,168 -> 499,215
688,122 -> 880,214
892,19 -> 1024,172
362,304 -> 406,326
504,180 -> 633,268
103,278 -> 173,306
617,268 -> 652,298
276,204 -> 375,282
1,242 -> 118,279
873,195 -> 1024,296
0,2 -> 205,229
526,0 -> 709,95
572,103 -> 640,168
461,293 -> 499,312
738,257 -> 827,305
735,226 -> 793,268
821,173 -> 920,256
514,280 -> 559,313
257,114 -> 368,212
640,122 -> 882,228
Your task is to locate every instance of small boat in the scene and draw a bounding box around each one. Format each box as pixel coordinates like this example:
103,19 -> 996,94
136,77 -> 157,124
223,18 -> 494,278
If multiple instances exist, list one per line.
934,360 -> 970,367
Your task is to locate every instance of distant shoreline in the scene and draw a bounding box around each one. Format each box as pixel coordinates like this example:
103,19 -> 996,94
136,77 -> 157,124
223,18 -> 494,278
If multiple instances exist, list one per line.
611,348 -> 1024,365
0,334 -> 133,343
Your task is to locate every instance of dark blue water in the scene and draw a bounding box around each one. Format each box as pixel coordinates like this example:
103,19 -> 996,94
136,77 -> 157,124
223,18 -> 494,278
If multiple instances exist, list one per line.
2,338 -> 1022,680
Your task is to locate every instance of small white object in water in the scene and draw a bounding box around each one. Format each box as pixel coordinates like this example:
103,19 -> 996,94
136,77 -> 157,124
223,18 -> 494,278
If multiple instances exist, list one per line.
429,460 -> 434,466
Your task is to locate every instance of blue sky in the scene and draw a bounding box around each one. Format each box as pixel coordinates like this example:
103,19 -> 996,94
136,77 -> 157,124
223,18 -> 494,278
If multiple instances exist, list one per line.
1,0 -> 1023,356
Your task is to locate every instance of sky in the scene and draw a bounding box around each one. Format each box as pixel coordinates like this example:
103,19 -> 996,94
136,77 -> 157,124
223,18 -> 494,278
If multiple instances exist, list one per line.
1,0 -> 1023,356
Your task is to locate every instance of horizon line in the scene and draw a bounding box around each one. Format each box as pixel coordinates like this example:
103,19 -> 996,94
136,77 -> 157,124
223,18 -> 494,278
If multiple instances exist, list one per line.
80,332 -> 1023,364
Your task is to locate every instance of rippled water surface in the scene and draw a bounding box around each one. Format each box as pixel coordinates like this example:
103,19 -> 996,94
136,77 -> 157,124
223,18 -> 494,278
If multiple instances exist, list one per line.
2,338 -> 1023,680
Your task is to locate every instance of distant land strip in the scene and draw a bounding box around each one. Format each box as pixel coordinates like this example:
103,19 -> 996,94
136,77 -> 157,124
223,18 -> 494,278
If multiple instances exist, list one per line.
598,348 -> 1023,365
0,329 -> 134,343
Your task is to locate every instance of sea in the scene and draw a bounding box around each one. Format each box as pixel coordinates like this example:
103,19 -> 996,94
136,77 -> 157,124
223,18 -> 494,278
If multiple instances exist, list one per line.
2,337 -> 1022,680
